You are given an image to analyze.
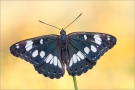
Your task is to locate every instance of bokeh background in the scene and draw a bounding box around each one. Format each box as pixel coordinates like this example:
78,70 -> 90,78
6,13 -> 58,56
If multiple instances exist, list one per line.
1,1 -> 134,90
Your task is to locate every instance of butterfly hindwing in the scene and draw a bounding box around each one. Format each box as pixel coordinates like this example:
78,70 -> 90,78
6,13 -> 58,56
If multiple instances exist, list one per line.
67,43 -> 96,76
68,32 -> 117,62
34,44 -> 65,79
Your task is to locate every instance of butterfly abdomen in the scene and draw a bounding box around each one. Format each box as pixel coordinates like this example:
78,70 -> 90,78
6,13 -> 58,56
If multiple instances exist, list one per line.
61,47 -> 69,64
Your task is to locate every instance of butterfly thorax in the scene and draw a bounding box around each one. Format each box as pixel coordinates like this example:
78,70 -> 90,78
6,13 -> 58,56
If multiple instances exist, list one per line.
59,29 -> 69,64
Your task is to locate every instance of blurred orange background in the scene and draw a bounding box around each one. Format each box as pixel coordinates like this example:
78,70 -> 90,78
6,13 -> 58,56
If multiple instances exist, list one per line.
1,1 -> 134,90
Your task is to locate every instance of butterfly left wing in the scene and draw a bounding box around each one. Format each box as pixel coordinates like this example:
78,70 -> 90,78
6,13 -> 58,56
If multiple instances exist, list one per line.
67,32 -> 117,76
10,35 -> 65,79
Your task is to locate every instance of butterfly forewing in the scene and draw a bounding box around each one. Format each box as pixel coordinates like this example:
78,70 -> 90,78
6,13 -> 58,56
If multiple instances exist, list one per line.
68,32 -> 117,62
10,35 -> 58,64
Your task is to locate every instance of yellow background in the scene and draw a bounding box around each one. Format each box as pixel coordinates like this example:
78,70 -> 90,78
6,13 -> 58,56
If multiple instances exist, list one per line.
1,1 -> 134,89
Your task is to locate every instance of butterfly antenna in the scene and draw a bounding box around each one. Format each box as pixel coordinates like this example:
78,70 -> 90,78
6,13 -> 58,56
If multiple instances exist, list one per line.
64,13 -> 82,30
39,20 -> 61,30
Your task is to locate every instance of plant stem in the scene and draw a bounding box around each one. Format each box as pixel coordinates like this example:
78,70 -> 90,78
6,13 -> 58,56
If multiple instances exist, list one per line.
72,76 -> 78,90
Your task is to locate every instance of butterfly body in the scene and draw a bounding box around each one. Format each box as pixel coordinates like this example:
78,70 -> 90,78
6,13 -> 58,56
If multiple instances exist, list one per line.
59,29 -> 69,64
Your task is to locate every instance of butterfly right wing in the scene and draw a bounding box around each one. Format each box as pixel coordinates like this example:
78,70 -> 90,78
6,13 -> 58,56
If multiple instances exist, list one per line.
10,35 -> 65,79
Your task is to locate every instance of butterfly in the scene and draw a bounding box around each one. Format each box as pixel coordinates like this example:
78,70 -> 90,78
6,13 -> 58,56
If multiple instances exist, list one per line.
10,13 -> 117,79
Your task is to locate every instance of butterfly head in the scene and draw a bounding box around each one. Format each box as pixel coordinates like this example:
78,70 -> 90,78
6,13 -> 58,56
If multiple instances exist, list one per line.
60,29 -> 66,35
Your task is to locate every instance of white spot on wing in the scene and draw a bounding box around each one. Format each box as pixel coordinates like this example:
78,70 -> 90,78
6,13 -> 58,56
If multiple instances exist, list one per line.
84,47 -> 90,54
107,36 -> 110,40
69,58 -> 73,67
95,40 -> 101,45
84,35 -> 87,40
77,51 -> 85,59
91,45 -> 97,52
94,35 -> 101,40
53,56 -> 57,66
16,46 -> 19,48
25,40 -> 33,51
76,56 -> 80,61
32,50 -> 38,57
50,58 -> 53,64
16,44 -> 19,48
73,54 -> 77,64
45,54 -> 53,63
25,40 -> 33,47
26,45 -> 32,51
40,51 -> 45,58
40,39 -> 43,44
94,34 -> 102,45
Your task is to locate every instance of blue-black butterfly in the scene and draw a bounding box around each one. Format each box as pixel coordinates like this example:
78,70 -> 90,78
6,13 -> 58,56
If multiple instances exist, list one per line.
10,13 -> 117,79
